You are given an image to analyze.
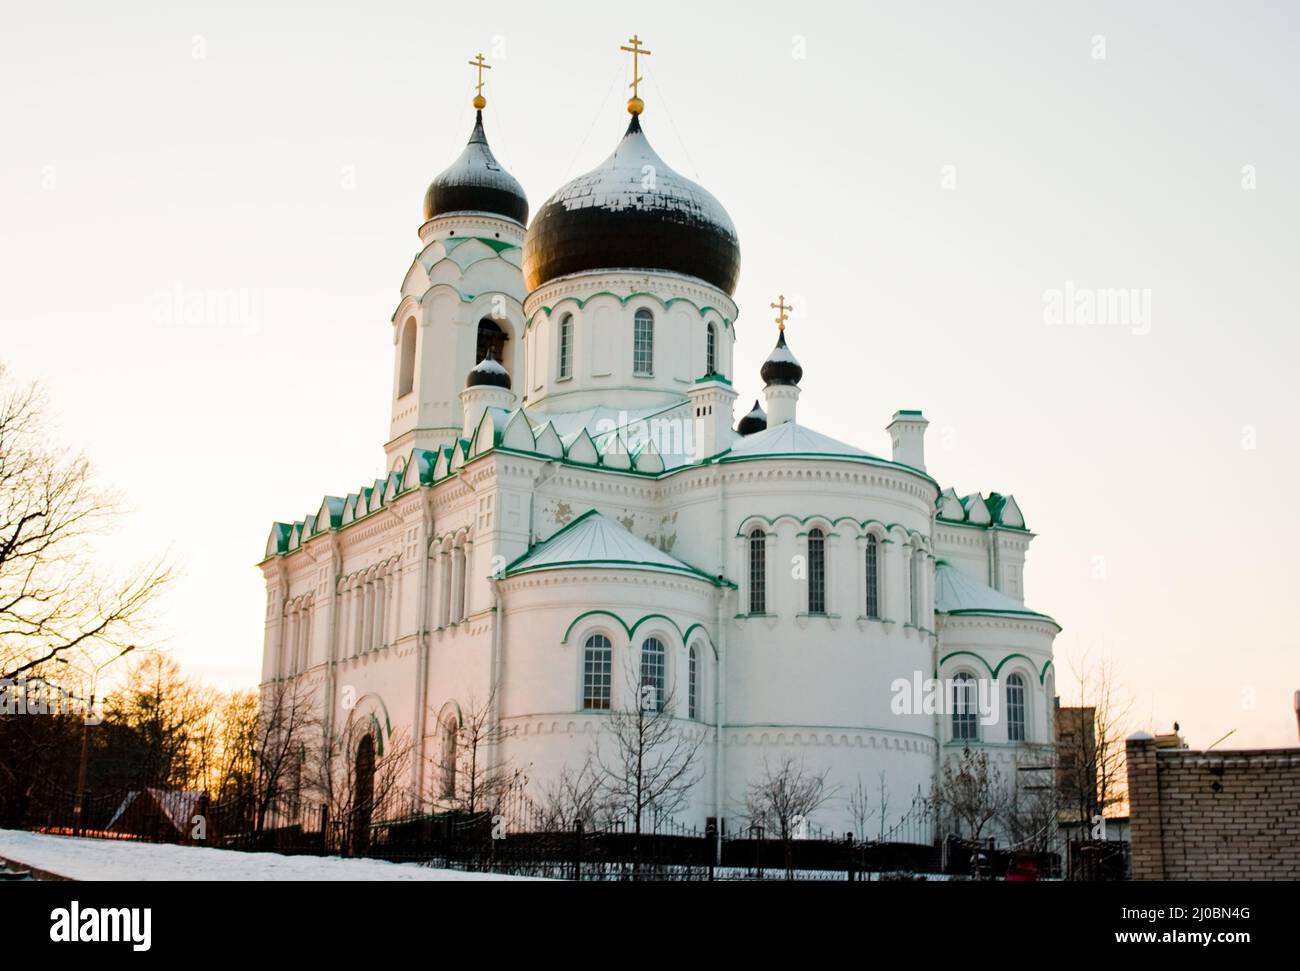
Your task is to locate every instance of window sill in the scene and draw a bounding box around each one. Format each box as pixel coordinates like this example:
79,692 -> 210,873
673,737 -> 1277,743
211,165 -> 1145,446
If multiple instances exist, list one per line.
795,612 -> 841,630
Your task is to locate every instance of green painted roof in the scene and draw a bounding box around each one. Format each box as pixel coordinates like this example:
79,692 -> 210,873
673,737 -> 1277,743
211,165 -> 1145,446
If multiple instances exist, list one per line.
505,509 -> 730,586
934,562 -> 1058,627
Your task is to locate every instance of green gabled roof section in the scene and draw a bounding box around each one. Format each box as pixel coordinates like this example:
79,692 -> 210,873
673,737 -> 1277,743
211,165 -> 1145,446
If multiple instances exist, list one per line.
693,372 -> 732,385
505,509 -> 733,587
934,562 -> 1058,629
315,496 -> 345,531
936,487 -> 1030,531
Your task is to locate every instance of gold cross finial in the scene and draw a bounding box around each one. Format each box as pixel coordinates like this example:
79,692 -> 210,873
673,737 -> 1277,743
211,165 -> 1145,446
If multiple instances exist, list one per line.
771,295 -> 793,332
469,52 -> 491,109
620,34 -> 652,115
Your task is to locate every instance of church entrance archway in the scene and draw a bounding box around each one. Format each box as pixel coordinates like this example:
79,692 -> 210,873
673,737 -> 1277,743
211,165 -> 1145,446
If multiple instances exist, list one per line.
353,733 -> 375,855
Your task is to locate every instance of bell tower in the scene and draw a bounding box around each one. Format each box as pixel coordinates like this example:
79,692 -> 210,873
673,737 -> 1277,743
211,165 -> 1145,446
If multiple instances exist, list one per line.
384,56 -> 530,468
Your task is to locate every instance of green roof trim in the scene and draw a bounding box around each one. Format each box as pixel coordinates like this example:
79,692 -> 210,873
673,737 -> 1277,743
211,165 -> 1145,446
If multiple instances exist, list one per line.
505,508 -> 734,588
529,291 -> 733,330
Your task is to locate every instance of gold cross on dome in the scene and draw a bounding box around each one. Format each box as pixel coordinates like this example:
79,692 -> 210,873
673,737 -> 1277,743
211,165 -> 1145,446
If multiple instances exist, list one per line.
771,295 -> 794,331
469,52 -> 491,108
620,34 -> 652,112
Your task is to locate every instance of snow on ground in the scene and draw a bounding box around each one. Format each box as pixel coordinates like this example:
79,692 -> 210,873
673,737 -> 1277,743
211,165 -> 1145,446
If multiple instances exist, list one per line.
0,830 -> 538,881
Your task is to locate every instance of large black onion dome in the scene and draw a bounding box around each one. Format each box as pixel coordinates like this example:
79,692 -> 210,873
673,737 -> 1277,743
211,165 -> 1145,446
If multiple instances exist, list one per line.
737,400 -> 768,436
465,352 -> 512,390
523,115 -> 740,294
424,111 -> 529,225
760,331 -> 802,386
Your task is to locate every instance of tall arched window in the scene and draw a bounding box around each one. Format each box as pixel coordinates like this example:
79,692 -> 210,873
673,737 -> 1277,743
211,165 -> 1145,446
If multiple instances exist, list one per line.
952,672 -> 978,741
910,549 -> 922,627
633,308 -> 654,375
398,318 -> 417,397
706,322 -> 717,374
865,535 -> 880,619
440,716 -> 458,798
688,645 -> 698,720
558,312 -> 573,379
640,637 -> 666,713
476,319 -> 506,364
748,527 -> 767,614
807,527 -> 826,614
582,634 -> 612,710
1006,673 -> 1026,742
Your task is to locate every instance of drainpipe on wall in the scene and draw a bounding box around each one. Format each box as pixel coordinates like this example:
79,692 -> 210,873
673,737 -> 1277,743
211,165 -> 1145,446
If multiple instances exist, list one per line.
931,508 -> 942,818
488,575 -> 506,777
323,544 -> 341,755
712,467 -> 728,864
411,497 -> 435,807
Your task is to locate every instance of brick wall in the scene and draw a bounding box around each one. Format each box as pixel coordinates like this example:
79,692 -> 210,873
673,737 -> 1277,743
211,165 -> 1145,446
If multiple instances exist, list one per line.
1126,735 -> 1300,880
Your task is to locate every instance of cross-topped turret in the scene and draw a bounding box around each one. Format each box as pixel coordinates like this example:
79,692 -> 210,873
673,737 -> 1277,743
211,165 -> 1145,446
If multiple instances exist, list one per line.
771,294 -> 794,332
620,34 -> 652,115
469,52 -> 491,109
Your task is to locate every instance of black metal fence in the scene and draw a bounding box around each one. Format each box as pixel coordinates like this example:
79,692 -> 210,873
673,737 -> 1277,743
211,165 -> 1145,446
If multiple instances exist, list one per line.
16,781 -> 1080,881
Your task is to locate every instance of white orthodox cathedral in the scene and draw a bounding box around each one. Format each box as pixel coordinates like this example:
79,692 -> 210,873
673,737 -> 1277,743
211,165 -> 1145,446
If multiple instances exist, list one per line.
259,47 -> 1059,837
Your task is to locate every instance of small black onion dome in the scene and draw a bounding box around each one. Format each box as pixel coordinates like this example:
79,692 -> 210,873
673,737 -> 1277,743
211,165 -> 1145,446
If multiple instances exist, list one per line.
523,114 -> 740,294
760,330 -> 802,386
424,111 -> 529,225
737,400 -> 768,436
465,352 -> 511,390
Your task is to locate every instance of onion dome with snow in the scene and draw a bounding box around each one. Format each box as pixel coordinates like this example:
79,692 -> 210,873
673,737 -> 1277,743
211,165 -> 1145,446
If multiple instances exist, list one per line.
522,114 -> 740,294
423,111 -> 529,226
760,330 -> 803,386
736,400 -> 768,436
465,352 -> 511,389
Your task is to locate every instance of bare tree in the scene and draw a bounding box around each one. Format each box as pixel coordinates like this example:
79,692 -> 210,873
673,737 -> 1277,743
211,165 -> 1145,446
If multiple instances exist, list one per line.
745,755 -> 836,877
305,717 -> 412,856
745,755 -> 835,841
249,679 -> 319,834
0,367 -> 173,682
933,746 -> 1009,843
1058,653 -> 1134,832
430,689 -> 525,818
847,770 -> 892,843
535,756 -> 614,831
1003,742 -> 1059,854
596,672 -> 704,835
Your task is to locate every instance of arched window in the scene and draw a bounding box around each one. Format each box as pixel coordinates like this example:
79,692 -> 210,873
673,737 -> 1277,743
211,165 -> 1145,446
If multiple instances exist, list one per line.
398,318 -> 417,397
440,716 -> 458,798
633,308 -> 654,376
748,527 -> 767,614
706,322 -> 717,374
910,549 -> 922,627
1006,673 -> 1027,742
582,634 -> 612,710
558,312 -> 573,379
807,527 -> 826,614
865,535 -> 880,619
640,637 -> 666,713
952,672 -> 978,741
688,645 -> 699,720
476,318 -> 506,365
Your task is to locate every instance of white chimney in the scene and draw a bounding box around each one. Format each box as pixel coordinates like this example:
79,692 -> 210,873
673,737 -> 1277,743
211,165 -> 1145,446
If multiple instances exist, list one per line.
887,410 -> 929,471
687,376 -> 738,461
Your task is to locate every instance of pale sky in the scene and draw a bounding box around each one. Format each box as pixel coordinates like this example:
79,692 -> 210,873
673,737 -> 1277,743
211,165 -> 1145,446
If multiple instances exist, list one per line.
3,1 -> 1297,747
